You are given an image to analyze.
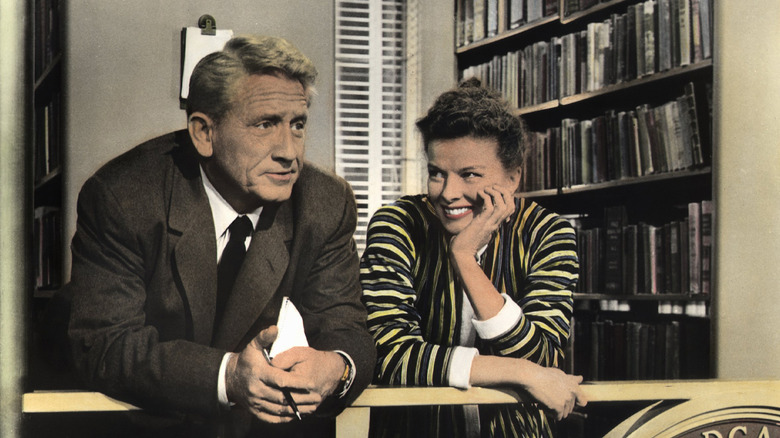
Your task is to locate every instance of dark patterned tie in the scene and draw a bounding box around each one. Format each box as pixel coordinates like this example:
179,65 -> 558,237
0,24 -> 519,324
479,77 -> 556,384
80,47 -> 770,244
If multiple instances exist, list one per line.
215,215 -> 253,328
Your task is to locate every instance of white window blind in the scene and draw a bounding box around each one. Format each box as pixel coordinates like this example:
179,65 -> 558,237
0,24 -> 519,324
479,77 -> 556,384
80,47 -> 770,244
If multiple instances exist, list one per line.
335,0 -> 406,253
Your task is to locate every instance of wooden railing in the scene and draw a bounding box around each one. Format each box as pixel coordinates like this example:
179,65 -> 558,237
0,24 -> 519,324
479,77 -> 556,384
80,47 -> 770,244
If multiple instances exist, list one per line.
23,380 -> 780,438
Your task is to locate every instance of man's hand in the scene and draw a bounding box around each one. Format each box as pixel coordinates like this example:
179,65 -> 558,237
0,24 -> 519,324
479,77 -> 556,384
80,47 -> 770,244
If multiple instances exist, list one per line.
226,326 -> 319,423
270,348 -> 346,401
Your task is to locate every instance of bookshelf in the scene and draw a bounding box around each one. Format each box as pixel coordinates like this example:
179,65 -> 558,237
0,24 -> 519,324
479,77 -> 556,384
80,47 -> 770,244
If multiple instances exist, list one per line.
33,0 -> 64,296
31,0 -> 70,390
455,0 -> 714,383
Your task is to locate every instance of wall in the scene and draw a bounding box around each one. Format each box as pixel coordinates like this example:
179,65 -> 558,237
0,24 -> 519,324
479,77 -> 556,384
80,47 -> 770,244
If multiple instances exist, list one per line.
404,0 -> 457,195
62,1 -> 335,279
713,0 -> 780,378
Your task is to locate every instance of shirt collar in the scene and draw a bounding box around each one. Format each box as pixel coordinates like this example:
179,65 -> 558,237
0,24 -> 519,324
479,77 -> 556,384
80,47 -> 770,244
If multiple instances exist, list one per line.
200,166 -> 262,237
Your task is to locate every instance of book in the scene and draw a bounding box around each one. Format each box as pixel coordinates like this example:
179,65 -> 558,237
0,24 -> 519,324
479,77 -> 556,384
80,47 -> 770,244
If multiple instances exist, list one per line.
682,82 -> 705,165
544,0 -> 558,16
690,0 -> 703,62
472,0 -> 485,41
564,0 -> 580,17
688,201 -> 701,294
456,0 -> 466,47
679,218 -> 690,294
657,0 -> 672,72
509,0 -> 525,28
676,0 -> 692,66
668,221 -> 681,294
670,0 -> 681,67
699,0 -> 712,59
486,0 -> 498,37
34,206 -> 62,290
700,199 -> 713,295
626,4 -> 638,80
635,104 -> 655,174
628,110 -> 645,176
528,0 -> 543,22
643,0 -> 657,76
604,206 -> 627,293
626,321 -> 642,379
622,224 -> 640,295
634,3 -> 646,76
617,110 -> 632,178
464,0 -> 475,44
665,321 -> 681,379
614,13 -> 627,84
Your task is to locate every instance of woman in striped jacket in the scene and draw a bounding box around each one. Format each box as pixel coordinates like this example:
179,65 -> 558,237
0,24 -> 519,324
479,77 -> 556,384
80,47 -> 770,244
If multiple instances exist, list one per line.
360,79 -> 587,437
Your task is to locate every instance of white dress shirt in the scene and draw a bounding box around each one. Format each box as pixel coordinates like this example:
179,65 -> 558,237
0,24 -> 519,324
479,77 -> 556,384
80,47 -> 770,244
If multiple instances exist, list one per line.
200,167 -> 355,408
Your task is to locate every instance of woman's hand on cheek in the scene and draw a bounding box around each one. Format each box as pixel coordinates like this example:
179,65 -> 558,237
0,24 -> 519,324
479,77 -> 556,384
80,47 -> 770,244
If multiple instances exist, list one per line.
449,185 -> 516,258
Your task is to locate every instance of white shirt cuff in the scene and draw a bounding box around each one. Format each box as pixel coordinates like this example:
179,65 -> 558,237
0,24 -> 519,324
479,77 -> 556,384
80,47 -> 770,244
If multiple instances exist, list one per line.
333,350 -> 356,398
218,352 -> 234,408
447,346 -> 479,389
472,293 -> 523,340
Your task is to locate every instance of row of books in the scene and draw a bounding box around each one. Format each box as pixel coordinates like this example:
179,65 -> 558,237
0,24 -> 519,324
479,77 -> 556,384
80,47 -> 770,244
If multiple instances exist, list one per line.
34,207 -> 62,290
563,0 -> 614,17
573,202 -> 712,296
460,0 -> 713,108
594,300 -> 708,318
521,81 -> 708,192
566,317 -> 710,381
456,0 -> 559,47
34,0 -> 61,78
34,92 -> 62,182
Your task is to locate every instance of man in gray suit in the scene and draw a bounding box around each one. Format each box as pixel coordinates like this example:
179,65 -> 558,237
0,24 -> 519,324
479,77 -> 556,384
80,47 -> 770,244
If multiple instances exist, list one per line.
66,35 -> 375,437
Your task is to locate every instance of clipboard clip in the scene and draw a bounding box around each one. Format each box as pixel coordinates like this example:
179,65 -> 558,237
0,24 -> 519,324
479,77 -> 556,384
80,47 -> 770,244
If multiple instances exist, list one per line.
198,14 -> 217,35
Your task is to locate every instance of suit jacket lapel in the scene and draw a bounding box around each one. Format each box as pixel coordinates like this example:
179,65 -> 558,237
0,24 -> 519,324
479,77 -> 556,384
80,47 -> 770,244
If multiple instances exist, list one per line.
168,145 -> 219,346
213,201 -> 293,350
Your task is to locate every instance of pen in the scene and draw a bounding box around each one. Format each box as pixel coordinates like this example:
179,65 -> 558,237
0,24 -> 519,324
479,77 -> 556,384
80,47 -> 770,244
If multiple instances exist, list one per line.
261,347 -> 302,421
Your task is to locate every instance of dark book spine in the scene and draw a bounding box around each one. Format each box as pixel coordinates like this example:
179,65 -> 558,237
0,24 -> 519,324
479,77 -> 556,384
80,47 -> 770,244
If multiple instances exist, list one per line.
622,224 -> 639,295
700,200 -> 713,295
604,206 -> 627,293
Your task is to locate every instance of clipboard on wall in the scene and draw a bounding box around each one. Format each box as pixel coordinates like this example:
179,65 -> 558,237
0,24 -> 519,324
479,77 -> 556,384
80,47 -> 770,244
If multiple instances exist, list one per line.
179,15 -> 233,109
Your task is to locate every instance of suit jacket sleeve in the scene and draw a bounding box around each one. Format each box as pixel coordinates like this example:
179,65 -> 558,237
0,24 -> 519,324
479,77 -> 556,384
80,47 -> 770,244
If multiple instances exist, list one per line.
67,173 -> 225,417
290,173 -> 376,411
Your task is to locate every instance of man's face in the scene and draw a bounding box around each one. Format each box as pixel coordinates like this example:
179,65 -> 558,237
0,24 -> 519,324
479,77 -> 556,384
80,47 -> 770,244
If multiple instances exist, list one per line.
200,73 -> 308,212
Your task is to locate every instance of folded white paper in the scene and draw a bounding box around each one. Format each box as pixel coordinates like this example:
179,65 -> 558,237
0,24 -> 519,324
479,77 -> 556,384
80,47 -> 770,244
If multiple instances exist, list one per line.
268,297 -> 309,358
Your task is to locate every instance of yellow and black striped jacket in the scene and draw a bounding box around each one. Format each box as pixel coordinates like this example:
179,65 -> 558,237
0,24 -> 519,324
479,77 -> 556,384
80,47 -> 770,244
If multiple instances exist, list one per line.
360,195 -> 579,438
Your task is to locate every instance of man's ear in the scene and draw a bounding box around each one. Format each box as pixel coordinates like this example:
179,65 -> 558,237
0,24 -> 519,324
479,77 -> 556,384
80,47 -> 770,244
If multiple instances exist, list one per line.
188,112 -> 215,158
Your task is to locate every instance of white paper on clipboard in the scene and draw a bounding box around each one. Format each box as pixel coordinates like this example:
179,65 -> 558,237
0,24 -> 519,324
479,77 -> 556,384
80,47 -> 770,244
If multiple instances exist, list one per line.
180,27 -> 234,100
268,297 -> 309,358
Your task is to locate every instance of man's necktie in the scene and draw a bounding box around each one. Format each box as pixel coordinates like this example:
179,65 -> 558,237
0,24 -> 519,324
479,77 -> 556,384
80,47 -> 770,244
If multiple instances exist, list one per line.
215,215 -> 253,328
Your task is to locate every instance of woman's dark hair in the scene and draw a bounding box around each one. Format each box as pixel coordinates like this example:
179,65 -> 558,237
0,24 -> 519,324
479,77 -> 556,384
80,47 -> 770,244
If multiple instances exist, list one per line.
416,77 -> 526,170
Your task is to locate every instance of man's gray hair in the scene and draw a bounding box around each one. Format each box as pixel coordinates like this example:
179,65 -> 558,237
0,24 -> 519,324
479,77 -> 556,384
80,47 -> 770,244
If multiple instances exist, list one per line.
186,35 -> 318,123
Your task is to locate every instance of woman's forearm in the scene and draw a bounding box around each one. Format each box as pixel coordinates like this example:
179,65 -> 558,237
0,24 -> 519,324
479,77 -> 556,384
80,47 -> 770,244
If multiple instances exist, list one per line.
469,354 -> 588,420
450,251 -> 505,320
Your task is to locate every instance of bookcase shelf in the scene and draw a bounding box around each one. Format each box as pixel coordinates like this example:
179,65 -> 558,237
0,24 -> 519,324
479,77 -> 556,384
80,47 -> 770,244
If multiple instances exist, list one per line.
31,0 -> 69,392
35,167 -> 62,192
457,14 -> 559,54
456,0 -> 715,385
520,166 -> 711,199
34,53 -> 62,94
561,0 -> 629,24
574,292 -> 709,302
559,59 -> 712,107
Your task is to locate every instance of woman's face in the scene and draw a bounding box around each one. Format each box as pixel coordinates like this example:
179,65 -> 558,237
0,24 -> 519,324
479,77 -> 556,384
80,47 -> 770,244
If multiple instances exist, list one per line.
427,136 -> 520,236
